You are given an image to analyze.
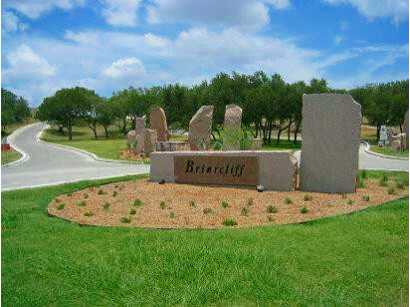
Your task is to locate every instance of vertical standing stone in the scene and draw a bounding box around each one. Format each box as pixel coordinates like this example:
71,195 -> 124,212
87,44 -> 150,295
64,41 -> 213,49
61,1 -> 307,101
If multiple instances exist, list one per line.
300,94 -> 362,193
134,116 -> 146,153
144,129 -> 157,156
135,117 -> 145,135
223,104 -> 243,150
188,105 -> 214,150
150,107 -> 169,142
404,110 -> 409,149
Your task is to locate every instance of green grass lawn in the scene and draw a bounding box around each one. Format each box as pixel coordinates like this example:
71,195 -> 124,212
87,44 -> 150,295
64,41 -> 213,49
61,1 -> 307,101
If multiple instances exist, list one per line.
370,145 -> 409,158
262,139 -> 301,151
2,171 -> 408,306
1,150 -> 22,165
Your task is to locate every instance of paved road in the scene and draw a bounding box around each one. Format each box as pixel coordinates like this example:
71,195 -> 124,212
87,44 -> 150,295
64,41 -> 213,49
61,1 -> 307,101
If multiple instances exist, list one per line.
2,123 -> 150,191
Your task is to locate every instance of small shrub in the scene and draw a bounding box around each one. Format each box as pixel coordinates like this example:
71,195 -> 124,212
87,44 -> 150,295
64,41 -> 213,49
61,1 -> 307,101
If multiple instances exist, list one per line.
169,212 -> 175,218
97,189 -> 105,195
203,208 -> 213,214
113,191 -> 118,197
102,202 -> 110,210
130,208 -> 136,215
379,178 -> 388,187
120,217 -> 131,223
362,195 -> 370,202
67,193 -> 72,197
77,201 -> 86,207
246,198 -> 254,207
284,197 -> 293,205
221,201 -> 229,208
395,180 -> 405,190
133,199 -> 143,207
83,193 -> 89,199
303,194 -> 312,201
356,174 -> 365,188
84,211 -> 94,217
223,218 -> 237,226
266,205 -> 277,213
190,200 -> 196,208
114,184 -> 119,189
381,173 -> 389,183
267,215 -> 275,222
347,199 -> 354,205
57,203 -> 65,210
300,207 -> 309,214
387,187 -> 395,195
55,198 -> 61,203
360,170 -> 368,179
241,207 -> 249,216
160,201 -> 166,209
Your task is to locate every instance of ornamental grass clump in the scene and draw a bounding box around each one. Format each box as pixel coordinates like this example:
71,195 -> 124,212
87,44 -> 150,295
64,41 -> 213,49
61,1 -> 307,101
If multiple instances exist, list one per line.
266,205 -> 277,213
300,207 -> 309,214
221,201 -> 229,208
84,211 -> 94,217
130,208 -> 136,215
120,217 -> 131,223
77,201 -> 86,207
133,199 -> 143,207
303,194 -> 313,201
102,202 -> 110,210
160,201 -> 166,209
362,195 -> 370,202
222,218 -> 237,226
284,197 -> 293,205
203,208 -> 213,215
190,201 -> 196,208
241,207 -> 249,216
387,187 -> 396,195
57,203 -> 65,210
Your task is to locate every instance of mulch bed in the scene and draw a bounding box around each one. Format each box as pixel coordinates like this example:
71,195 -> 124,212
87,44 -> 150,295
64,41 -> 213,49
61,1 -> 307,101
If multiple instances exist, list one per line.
48,178 -> 407,229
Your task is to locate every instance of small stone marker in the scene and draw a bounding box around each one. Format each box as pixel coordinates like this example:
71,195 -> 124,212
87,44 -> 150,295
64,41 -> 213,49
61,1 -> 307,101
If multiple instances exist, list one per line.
223,104 -> 243,150
379,125 -> 388,146
188,105 -> 214,150
144,129 -> 157,156
300,94 -> 362,193
150,107 -> 169,142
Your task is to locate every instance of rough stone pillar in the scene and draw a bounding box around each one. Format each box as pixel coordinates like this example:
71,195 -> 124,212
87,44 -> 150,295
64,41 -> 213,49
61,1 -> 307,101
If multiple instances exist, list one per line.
150,107 -> 169,142
188,105 -> 214,150
300,94 -> 362,193
144,129 -> 157,156
223,104 -> 243,150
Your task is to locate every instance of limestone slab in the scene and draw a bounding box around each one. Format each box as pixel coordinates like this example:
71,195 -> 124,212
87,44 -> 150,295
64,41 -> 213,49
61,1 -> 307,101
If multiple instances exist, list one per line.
300,94 -> 362,193
150,107 -> 169,142
188,105 -> 214,150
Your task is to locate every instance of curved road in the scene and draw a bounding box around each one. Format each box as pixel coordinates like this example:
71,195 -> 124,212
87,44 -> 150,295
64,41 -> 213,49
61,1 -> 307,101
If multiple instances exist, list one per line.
2,123 -> 149,191
2,123 -> 408,191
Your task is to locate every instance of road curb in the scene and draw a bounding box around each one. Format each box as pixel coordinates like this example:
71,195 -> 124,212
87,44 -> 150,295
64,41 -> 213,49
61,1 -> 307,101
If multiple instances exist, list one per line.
37,126 -> 148,165
361,141 -> 409,161
2,123 -> 36,167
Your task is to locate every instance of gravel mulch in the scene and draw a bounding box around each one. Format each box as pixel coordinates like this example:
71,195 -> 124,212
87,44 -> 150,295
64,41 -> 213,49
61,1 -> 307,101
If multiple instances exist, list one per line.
48,179 -> 407,229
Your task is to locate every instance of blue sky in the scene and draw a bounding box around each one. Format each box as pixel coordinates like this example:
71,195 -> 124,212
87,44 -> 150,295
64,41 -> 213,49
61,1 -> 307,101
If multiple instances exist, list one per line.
2,0 -> 409,106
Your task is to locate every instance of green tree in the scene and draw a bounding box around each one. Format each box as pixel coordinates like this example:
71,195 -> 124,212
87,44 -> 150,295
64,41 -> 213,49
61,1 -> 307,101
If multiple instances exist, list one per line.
1,88 -> 31,134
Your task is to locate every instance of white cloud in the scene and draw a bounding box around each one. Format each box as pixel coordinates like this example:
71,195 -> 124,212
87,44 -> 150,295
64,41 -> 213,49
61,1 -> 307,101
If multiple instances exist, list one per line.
334,35 -> 343,45
4,0 -> 85,19
147,0 -> 273,31
101,0 -> 142,27
263,0 -> 291,9
323,0 -> 408,23
103,57 -> 146,78
4,45 -> 56,82
2,11 -> 28,33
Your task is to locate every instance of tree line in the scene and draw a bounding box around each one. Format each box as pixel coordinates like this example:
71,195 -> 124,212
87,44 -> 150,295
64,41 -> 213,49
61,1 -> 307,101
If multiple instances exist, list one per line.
31,71 -> 409,142
1,88 -> 31,136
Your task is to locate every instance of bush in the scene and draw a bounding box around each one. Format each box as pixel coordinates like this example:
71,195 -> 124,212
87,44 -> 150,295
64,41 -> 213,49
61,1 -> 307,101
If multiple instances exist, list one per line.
303,194 -> 312,201
241,207 -> 249,216
246,198 -> 254,207
347,199 -> 354,205
102,202 -> 110,210
300,207 -> 309,214
284,197 -> 293,204
83,193 -> 89,199
77,201 -> 86,207
360,170 -> 368,179
120,217 -> 131,223
57,203 -> 65,210
266,205 -> 277,213
362,195 -> 370,202
381,173 -> 389,183
221,201 -> 229,208
222,218 -> 237,226
113,191 -> 118,197
203,208 -> 213,214
130,209 -> 136,215
169,212 -> 175,218
267,215 -> 275,222
395,180 -> 405,190
356,174 -> 365,188
97,189 -> 105,195
387,187 -> 395,195
84,211 -> 94,217
133,199 -> 143,207
55,198 -> 61,203
190,201 -> 196,208
160,201 -> 166,209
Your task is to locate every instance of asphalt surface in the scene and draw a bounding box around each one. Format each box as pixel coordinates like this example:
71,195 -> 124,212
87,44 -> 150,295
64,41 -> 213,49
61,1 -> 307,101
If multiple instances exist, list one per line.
2,123 -> 150,191
1,123 -> 408,191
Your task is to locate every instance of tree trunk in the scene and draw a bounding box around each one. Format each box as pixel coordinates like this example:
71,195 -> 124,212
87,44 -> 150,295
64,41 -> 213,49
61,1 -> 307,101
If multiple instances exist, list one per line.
68,121 -> 73,141
89,123 -> 98,139
276,123 -> 287,144
399,124 -> 403,134
293,120 -> 301,144
58,125 -> 64,134
104,126 -> 109,138
376,124 -> 381,141
287,121 -> 292,141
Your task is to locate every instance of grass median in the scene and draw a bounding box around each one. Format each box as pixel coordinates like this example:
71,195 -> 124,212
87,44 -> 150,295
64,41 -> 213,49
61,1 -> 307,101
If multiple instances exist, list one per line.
2,171 -> 408,306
